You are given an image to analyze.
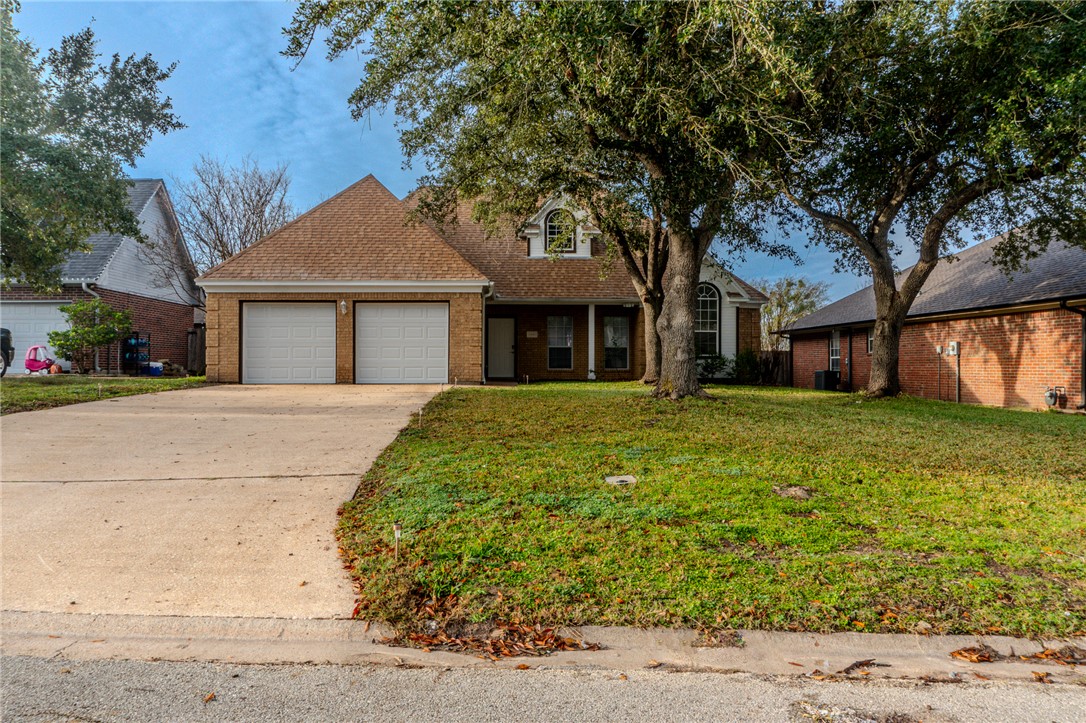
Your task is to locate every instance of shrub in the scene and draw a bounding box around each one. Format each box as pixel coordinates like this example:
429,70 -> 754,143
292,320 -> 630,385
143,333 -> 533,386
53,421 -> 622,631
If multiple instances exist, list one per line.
697,353 -> 733,381
47,300 -> 132,373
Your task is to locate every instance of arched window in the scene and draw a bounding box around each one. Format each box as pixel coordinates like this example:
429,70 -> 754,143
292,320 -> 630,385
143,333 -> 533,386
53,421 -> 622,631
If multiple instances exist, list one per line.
695,283 -> 720,356
544,209 -> 576,253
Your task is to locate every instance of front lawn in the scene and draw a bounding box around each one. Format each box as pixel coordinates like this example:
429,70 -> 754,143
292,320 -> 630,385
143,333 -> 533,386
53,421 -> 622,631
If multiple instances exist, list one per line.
0,375 -> 208,415
339,383 -> 1085,638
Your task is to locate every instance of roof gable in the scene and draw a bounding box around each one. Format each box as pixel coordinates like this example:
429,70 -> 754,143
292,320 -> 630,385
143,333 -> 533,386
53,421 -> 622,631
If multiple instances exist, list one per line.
199,176 -> 485,282
60,179 -> 163,282
786,232 -> 1086,332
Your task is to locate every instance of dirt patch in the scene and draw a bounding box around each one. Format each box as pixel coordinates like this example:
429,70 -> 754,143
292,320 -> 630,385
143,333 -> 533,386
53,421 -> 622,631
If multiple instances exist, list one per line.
774,485 -> 814,500
693,628 -> 745,648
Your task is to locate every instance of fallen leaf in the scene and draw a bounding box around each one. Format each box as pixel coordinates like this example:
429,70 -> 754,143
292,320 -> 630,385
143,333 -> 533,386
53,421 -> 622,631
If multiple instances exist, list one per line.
299,581 -> 308,587
204,693 -> 216,704
1021,646 -> 1086,666
617,673 -> 628,681
516,663 -> 530,670
1032,671 -> 1052,684
974,672 -> 990,681
645,659 -> 663,669
950,645 -> 1001,663
837,659 -> 888,675
787,661 -> 805,668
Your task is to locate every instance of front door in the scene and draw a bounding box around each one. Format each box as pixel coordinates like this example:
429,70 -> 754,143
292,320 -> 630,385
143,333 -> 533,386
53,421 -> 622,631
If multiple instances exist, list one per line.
487,318 -> 515,379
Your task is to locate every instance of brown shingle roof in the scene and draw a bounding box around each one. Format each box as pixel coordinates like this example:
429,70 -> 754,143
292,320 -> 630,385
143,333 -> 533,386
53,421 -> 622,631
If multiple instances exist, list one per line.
433,200 -> 639,301
199,176 -> 486,282
785,232 -> 1086,333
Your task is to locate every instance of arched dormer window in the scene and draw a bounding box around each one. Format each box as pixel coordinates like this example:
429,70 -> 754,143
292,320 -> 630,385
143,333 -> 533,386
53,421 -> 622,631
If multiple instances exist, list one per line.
695,283 -> 720,356
544,209 -> 576,253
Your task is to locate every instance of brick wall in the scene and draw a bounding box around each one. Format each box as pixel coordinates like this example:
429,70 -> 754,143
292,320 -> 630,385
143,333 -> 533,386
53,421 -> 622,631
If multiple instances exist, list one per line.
737,306 -> 761,353
0,284 -> 193,373
97,289 -> 193,371
205,292 -> 482,384
789,306 -> 1084,409
486,304 -> 644,382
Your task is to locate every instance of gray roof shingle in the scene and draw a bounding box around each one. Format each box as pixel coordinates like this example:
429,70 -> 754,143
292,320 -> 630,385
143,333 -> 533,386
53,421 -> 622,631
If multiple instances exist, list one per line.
785,232 -> 1086,333
60,179 -> 162,282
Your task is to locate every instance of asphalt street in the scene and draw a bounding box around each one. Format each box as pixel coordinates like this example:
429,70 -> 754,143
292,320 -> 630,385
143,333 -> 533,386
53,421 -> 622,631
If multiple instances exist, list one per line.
3,655 -> 1084,722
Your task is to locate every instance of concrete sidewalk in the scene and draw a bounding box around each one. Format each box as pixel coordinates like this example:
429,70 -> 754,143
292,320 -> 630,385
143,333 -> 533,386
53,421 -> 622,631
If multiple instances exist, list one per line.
1,384 -> 438,618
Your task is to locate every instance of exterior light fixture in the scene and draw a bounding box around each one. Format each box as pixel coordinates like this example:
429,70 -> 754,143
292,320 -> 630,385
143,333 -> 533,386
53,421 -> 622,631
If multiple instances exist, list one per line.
340,300 -> 347,315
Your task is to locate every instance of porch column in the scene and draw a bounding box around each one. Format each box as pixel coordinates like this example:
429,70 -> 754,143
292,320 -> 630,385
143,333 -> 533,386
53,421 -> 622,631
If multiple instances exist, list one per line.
587,303 -> 596,380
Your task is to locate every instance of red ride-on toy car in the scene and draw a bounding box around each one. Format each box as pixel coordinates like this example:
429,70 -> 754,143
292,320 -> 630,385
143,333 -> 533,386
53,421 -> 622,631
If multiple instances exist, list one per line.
23,345 -> 55,375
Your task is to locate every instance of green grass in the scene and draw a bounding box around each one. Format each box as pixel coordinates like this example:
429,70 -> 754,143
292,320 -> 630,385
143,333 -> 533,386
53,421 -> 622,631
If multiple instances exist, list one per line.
339,383 -> 1086,637
0,374 -> 208,414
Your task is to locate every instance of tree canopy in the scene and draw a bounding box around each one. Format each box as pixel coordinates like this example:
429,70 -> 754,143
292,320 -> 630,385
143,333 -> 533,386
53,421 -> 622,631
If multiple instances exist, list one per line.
285,0 -> 805,397
772,0 -> 1086,395
755,276 -> 830,352
0,2 -> 183,290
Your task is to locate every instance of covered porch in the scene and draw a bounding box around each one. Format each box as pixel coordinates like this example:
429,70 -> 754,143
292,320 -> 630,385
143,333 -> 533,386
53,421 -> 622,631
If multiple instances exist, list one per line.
484,302 -> 644,383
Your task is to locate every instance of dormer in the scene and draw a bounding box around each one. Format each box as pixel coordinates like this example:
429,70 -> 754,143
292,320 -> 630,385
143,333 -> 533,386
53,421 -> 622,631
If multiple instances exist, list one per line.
522,197 -> 600,259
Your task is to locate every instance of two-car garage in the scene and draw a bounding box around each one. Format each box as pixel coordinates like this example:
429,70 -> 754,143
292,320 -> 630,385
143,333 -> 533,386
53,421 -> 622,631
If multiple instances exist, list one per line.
240,302 -> 449,384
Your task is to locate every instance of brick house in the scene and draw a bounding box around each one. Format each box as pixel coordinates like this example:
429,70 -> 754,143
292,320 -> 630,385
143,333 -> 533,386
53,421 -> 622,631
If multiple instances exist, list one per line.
0,179 -> 200,374
196,176 -> 766,385
782,233 -> 1086,410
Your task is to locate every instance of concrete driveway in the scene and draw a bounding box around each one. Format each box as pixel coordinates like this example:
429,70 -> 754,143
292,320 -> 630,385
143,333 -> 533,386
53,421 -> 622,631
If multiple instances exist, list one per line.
1,384 -> 438,619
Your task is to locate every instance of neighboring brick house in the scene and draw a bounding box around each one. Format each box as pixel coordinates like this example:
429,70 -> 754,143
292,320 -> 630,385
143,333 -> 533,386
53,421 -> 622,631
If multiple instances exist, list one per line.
782,233 -> 1086,410
196,176 -> 766,385
0,180 -> 199,374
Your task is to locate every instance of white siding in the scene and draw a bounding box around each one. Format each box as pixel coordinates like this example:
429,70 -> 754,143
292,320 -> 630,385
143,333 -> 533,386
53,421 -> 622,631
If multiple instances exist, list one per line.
97,188 -> 198,307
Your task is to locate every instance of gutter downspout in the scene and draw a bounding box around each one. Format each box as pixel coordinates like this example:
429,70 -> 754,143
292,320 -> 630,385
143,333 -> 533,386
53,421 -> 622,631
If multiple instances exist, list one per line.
481,283 -> 494,385
1060,301 -> 1086,409
81,282 -> 102,372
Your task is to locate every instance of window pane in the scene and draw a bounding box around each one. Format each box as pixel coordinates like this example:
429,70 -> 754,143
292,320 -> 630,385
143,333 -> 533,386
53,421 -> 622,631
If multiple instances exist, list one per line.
548,316 -> 573,369
545,210 -> 575,252
547,316 -> 572,348
549,347 -> 573,369
696,331 -> 717,357
695,284 -> 719,355
829,331 -> 841,371
604,316 -> 629,369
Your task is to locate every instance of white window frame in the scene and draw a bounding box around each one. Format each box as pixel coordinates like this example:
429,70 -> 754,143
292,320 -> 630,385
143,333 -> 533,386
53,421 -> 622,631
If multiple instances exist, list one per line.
603,316 -> 630,370
695,283 -> 720,356
829,330 -> 841,372
867,328 -> 874,355
547,315 -> 574,370
544,210 -> 576,253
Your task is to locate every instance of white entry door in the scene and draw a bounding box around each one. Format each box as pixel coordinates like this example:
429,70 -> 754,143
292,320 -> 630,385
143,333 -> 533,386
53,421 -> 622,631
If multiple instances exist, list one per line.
355,303 -> 449,383
242,303 -> 336,384
0,301 -> 72,373
487,318 -> 515,378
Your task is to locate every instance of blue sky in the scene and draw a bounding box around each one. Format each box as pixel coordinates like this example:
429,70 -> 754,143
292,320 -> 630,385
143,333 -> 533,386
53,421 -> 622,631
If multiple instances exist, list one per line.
19,1 -> 874,298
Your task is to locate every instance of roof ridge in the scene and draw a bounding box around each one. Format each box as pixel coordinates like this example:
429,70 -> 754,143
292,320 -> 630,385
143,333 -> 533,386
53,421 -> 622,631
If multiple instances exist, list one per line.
198,175 -> 381,280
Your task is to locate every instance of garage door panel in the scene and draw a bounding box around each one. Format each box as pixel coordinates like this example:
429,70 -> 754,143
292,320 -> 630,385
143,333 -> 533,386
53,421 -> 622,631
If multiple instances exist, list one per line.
242,303 -> 336,384
0,301 -> 73,373
355,303 -> 448,384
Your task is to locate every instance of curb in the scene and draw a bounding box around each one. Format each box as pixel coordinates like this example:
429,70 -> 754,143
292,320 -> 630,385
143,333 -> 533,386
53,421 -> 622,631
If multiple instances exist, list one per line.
3,610 -> 1083,685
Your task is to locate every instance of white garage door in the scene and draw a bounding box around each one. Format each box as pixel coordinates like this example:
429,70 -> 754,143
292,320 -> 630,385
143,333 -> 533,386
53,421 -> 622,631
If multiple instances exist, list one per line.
0,301 -> 72,373
356,303 -> 448,384
242,303 -> 336,384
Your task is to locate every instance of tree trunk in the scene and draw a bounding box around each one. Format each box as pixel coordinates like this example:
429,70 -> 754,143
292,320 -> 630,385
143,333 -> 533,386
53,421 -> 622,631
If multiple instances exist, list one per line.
654,231 -> 706,399
866,276 -> 909,398
640,292 -> 662,384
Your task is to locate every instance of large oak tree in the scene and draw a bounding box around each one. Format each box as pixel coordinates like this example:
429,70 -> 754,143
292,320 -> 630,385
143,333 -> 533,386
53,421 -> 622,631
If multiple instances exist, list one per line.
773,1 -> 1085,397
0,1 -> 183,290
285,0 -> 802,397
